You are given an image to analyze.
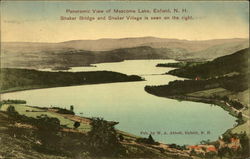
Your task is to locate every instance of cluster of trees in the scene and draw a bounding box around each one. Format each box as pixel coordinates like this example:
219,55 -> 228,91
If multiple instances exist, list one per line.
229,100 -> 244,110
206,94 -> 245,122
210,95 -> 244,111
168,144 -> 187,150
0,100 -> 26,108
88,117 -> 125,157
35,115 -> 62,153
54,107 -> 75,115
136,134 -> 159,145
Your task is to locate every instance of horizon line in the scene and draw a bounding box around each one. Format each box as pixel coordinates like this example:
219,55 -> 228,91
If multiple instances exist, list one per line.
2,36 -> 249,43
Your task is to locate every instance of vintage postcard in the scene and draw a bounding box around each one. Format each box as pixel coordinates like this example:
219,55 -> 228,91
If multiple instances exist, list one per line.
0,1 -> 249,159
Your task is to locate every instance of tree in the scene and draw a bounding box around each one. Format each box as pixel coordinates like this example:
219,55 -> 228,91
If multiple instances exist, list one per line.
190,149 -> 196,156
238,132 -> 249,158
218,147 -> 231,159
135,134 -> 158,145
88,117 -> 125,157
238,112 -> 243,119
222,132 -> 233,143
70,105 -> 74,112
36,114 -> 61,131
35,115 -> 61,151
236,112 -> 244,125
119,134 -> 124,142
148,134 -> 155,144
74,121 -> 80,129
6,105 -> 18,117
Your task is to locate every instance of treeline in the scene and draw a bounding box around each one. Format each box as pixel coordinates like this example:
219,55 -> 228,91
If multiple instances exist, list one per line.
145,74 -> 248,97
0,68 -> 142,93
0,99 -> 26,105
167,48 -> 249,79
156,61 -> 205,68
0,99 -> 26,109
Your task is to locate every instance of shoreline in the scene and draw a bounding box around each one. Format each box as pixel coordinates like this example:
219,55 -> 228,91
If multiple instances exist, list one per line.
168,95 -> 238,117
0,79 -> 144,95
163,95 -> 248,137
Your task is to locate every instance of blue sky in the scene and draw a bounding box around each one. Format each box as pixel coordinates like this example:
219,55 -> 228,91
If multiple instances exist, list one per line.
1,1 -> 249,42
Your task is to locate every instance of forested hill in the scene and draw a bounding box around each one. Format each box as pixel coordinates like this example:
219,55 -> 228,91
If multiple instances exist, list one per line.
145,48 -> 249,100
167,48 -> 249,79
0,69 -> 142,93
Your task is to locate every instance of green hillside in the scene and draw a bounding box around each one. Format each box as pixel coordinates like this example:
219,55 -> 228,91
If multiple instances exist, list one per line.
167,48 -> 249,79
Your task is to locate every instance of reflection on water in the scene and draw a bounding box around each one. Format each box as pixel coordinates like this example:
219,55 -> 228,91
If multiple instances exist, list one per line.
2,60 -> 236,145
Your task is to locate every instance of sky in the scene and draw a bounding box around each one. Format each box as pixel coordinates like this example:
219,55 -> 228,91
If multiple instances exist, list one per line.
1,1 -> 249,42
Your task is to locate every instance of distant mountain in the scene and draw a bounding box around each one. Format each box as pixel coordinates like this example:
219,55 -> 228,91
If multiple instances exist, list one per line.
1,37 -> 249,69
182,41 -> 249,61
3,37 -> 248,52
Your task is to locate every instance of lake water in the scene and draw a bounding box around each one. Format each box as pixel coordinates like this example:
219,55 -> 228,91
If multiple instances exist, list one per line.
2,60 -> 236,145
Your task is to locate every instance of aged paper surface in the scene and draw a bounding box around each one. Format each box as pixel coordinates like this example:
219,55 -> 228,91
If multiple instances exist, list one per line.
0,1 -> 249,158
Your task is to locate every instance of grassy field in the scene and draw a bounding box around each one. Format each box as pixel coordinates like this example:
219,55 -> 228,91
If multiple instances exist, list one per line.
187,88 -> 232,98
0,104 -> 91,131
231,120 -> 250,137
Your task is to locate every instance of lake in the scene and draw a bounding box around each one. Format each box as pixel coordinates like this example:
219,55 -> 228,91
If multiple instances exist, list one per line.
1,60 -> 236,145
